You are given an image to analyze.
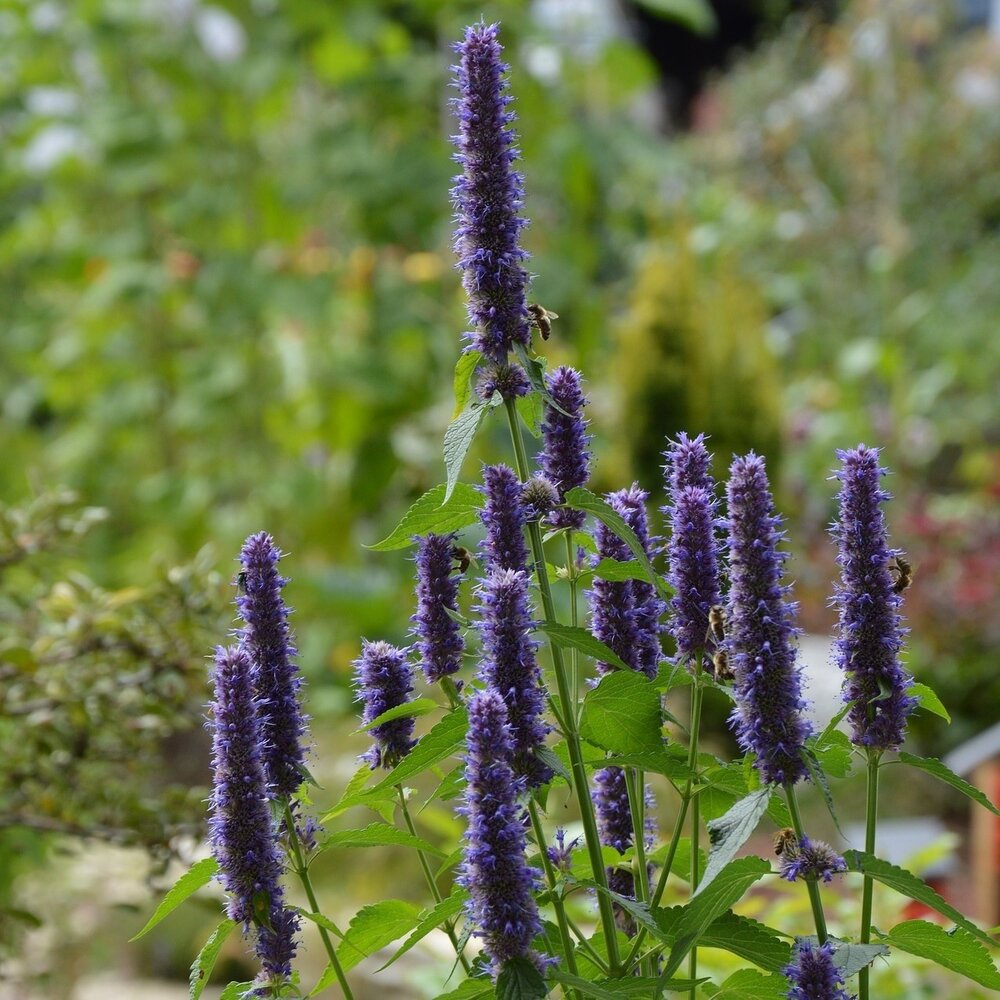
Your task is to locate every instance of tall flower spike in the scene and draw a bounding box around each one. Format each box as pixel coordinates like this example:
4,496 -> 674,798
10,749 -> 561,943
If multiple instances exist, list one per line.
476,568 -> 552,787
480,464 -> 530,573
539,366 -> 591,530
726,454 -> 810,785
664,431 -> 714,495
784,940 -> 852,1000
459,689 -> 544,975
412,533 -> 465,684
236,532 -> 308,800
451,22 -> 531,364
779,835 -> 847,884
208,646 -> 298,980
831,445 -> 916,751
354,640 -> 417,769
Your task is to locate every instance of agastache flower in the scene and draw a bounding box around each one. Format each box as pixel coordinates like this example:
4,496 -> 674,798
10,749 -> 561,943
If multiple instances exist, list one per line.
779,835 -> 847,884
831,445 -> 916,752
236,532 -> 308,800
477,362 -> 530,401
451,22 -> 531,364
412,533 -> 465,684
726,454 -> 810,785
476,568 -> 552,788
539,366 -> 591,530
664,431 -> 714,494
459,689 -> 545,975
784,940 -> 852,1000
480,464 -> 529,573
589,500 -> 640,678
208,645 -> 298,980
546,828 -> 579,873
354,640 -> 417,769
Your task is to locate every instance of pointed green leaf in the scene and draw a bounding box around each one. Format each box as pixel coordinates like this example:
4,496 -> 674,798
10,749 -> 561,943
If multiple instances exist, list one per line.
377,887 -> 470,970
293,908 -> 344,937
130,857 -> 219,941
356,697 -> 440,733
537,621 -> 632,673
911,682 -> 951,723
810,727 -> 854,779
698,790 -> 771,894
602,749 -> 692,784
897,752 -> 1000,816
218,983 -> 256,1000
367,707 -> 469,796
700,968 -> 787,1000
495,954 -> 549,999
335,899 -> 422,972
579,671 -> 663,756
586,558 -> 648,583
435,980 -> 495,1000
444,399 -> 495,503
800,747 -> 846,838
516,391 -> 544,438
828,939 -> 889,977
188,919 -> 236,1000
452,349 -> 483,418
881,919 -> 1000,988
318,821 -> 445,857
699,912 -> 791,973
369,483 -> 483,551
549,972 -> 703,998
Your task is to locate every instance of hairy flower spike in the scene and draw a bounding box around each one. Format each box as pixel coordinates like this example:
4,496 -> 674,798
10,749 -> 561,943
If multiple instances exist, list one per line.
664,431 -> 714,495
779,835 -> 847,883
208,645 -> 298,979
784,940 -> 852,1000
480,464 -> 529,573
521,475 -> 560,522
451,22 -> 531,364
412,533 -> 465,684
477,362 -> 530,401
539,366 -> 591,530
354,640 -> 417,769
460,689 -> 544,975
726,454 -> 810,785
589,503 -> 639,678
236,532 -> 309,801
476,568 -> 552,787
831,445 -> 916,751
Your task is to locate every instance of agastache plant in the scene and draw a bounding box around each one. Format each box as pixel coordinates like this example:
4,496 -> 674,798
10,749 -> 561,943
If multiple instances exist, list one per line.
140,21 -> 1000,1000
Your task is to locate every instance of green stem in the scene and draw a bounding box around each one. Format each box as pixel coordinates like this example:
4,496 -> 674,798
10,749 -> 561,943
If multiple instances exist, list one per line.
566,914 -> 611,974
283,801 -> 354,1000
564,530 -> 581,725
396,787 -> 472,975
689,767 -> 700,1000
503,398 -> 623,974
624,767 -> 653,978
783,784 -> 829,945
859,752 -> 880,1000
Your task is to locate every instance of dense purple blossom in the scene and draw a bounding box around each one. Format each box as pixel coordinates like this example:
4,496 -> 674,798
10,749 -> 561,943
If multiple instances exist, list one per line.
546,828 -> 579,873
476,568 -> 552,788
784,940 -> 852,1000
521,475 -> 560,522
412,533 -> 465,684
831,445 -> 916,752
208,645 -> 298,979
450,22 -> 531,364
236,532 -> 308,800
459,689 -> 544,974
726,454 -> 810,785
779,835 -> 847,884
480,464 -> 529,573
664,432 -> 714,495
354,640 -> 417,769
477,362 -> 530,401
539,366 -> 591,530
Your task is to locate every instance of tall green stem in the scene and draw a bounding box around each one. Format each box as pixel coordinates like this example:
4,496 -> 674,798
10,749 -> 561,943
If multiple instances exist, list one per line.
503,398 -> 623,973
783,785 -> 829,945
689,762 -> 701,1000
624,767 -> 653,978
564,531 -> 581,725
396,787 -> 472,975
283,801 -> 354,1000
859,752 -> 880,1000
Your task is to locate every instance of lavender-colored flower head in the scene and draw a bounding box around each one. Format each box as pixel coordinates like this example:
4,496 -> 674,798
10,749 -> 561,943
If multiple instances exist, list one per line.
779,835 -> 847,884
546,828 -> 579,873
539,366 -> 591,530
451,22 -> 531,365
784,940 -> 852,1000
412,533 -> 465,684
476,568 -> 552,788
459,689 -> 544,975
354,640 -> 417,769
236,532 -> 309,800
478,362 -> 530,401
831,445 -> 916,752
480,464 -> 529,573
664,432 -> 714,495
589,503 -> 639,678
521,475 -> 560,523
208,645 -> 298,979
726,454 -> 811,785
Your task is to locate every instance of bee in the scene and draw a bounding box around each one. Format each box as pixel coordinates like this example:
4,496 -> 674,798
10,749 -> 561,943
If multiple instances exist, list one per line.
889,554 -> 913,595
527,303 -> 559,341
773,828 -> 798,857
707,604 -> 726,644
712,648 -> 733,682
235,571 -> 248,594
452,546 -> 473,575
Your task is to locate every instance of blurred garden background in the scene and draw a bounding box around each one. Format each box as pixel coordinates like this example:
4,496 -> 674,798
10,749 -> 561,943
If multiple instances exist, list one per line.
1,0 -> 998,996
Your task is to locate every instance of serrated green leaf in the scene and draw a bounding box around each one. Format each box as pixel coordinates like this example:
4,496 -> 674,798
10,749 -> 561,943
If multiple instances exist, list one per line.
826,939 -> 889,977
218,982 -> 256,1000
452,349 -> 483,419
698,790 -> 771,894
188,919 -> 236,1000
444,399 -> 495,503
602,749 -> 692,784
699,912 -> 791,973
318,821 -> 445,857
356,697 -> 439,733
516,391 -> 544,438
369,483 -> 483,551
130,857 -> 219,941
435,979 -> 495,1000
810,727 -> 853,779
897,752 -> 999,816
844,850 -> 996,947
335,899 -> 422,973
537,621 -> 632,672
578,878 -> 665,940
579,671 -> 663,756
881,919 -> 1000,988
549,972 -> 702,998
536,746 -> 571,783
911,682 -> 951,723
377,887 -> 470,970
586,558 -> 648,583
700,968 -> 787,1000
800,747 -> 845,838
293,908 -> 344,937
495,954 -> 549,999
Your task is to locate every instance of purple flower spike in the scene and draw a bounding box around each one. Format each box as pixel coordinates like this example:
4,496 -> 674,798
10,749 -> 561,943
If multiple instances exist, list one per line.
726,454 -> 810,786
476,568 -> 552,788
451,22 -> 531,365
779,835 -> 847,884
208,645 -> 298,979
412,533 -> 465,684
478,362 -> 530,402
459,689 -> 544,975
831,445 -> 916,752
784,940 -> 852,1000
480,464 -> 529,573
540,366 -> 591,530
236,532 -> 309,801
664,432 -> 714,495
354,640 -> 417,769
